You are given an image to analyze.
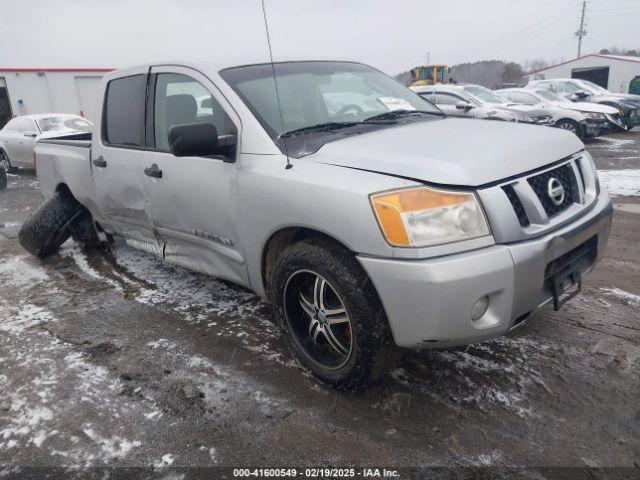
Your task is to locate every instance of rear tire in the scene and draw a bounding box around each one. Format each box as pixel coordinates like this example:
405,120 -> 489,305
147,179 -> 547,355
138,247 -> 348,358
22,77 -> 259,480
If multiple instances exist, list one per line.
271,237 -> 393,391
18,191 -> 81,258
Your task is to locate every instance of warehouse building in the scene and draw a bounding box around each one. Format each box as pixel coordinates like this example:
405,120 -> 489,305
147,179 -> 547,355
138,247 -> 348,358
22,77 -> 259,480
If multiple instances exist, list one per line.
0,68 -> 113,129
525,54 -> 640,94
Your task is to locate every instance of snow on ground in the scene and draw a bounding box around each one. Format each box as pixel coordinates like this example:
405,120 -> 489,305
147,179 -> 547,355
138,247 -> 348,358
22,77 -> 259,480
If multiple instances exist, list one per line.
0,256 -> 49,287
600,287 -> 640,307
597,137 -> 635,150
0,260 -> 156,466
60,243 -> 121,289
62,240 -> 294,367
389,336 -> 551,418
597,169 -> 640,196
112,241 -> 262,322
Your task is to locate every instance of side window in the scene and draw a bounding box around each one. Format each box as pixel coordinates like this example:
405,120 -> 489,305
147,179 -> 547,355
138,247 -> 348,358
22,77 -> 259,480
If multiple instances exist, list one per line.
153,73 -> 237,154
511,92 -> 539,105
436,93 -> 463,105
9,118 -> 35,132
103,75 -> 146,147
418,92 -> 436,103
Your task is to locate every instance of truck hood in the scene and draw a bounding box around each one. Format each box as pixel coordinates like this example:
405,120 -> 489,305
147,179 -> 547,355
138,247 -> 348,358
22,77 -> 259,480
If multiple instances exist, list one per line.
304,118 -> 583,187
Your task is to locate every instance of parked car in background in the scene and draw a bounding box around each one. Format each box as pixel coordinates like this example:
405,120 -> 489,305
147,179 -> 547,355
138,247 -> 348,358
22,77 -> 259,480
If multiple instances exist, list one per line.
495,88 -> 608,138
412,85 -> 519,121
22,59 -> 612,390
526,79 -> 640,131
531,88 -> 624,133
0,114 -> 92,171
412,84 -> 554,125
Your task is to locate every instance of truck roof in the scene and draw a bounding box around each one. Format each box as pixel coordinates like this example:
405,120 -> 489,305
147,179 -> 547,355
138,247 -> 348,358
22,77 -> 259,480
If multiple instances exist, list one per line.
105,56 -> 365,80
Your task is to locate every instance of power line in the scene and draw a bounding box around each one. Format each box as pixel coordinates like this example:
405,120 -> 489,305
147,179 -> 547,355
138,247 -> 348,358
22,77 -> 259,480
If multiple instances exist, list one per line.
459,3 -> 581,51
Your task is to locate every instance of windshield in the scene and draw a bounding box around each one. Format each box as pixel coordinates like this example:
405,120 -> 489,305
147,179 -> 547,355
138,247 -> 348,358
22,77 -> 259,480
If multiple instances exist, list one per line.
535,89 -> 563,101
220,61 -> 441,138
461,85 -> 507,105
36,115 -> 92,133
576,79 -> 610,95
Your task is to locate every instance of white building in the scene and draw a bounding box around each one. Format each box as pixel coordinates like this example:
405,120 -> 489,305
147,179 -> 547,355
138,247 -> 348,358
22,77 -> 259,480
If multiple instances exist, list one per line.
0,68 -> 112,129
525,54 -> 640,94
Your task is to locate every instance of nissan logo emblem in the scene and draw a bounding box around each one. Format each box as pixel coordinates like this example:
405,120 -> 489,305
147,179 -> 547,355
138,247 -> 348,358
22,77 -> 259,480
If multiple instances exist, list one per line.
547,178 -> 565,206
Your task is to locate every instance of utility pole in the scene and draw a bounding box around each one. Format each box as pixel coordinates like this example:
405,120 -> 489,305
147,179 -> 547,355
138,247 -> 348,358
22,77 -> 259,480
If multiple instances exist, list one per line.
576,1 -> 587,58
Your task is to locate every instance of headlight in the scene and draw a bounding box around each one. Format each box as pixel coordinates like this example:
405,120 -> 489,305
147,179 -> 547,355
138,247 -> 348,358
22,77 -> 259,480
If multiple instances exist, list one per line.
370,186 -> 490,247
585,112 -> 605,120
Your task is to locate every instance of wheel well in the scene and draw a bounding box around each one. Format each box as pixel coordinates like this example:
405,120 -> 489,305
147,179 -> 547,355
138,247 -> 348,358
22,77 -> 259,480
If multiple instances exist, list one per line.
55,183 -> 74,200
261,227 -> 352,297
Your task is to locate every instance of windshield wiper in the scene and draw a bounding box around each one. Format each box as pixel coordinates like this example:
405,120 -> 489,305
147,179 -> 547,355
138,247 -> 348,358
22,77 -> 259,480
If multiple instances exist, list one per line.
363,109 -> 444,122
278,122 -> 361,139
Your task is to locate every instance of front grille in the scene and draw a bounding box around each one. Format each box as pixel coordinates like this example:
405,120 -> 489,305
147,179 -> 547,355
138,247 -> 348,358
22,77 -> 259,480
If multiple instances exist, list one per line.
502,184 -> 530,227
527,164 -> 579,217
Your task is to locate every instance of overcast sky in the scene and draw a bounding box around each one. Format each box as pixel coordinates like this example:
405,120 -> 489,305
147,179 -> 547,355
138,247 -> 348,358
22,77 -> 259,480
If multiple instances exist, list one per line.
3,0 -> 639,74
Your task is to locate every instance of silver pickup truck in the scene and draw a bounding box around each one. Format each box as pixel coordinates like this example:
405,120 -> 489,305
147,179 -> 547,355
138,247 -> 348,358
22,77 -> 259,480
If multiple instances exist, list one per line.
23,60 -> 613,390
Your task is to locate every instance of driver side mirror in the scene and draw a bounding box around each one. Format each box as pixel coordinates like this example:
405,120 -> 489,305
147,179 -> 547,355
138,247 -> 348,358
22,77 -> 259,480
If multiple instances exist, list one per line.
456,101 -> 473,111
573,90 -> 589,99
23,131 -> 37,138
168,122 -> 235,162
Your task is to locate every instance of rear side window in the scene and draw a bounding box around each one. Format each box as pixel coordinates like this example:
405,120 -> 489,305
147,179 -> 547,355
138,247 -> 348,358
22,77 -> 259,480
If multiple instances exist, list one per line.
103,75 -> 146,147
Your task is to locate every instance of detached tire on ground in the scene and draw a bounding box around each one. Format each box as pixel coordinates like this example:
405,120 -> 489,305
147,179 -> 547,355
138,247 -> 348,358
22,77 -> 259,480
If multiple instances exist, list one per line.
18,191 -> 82,258
271,237 -> 393,391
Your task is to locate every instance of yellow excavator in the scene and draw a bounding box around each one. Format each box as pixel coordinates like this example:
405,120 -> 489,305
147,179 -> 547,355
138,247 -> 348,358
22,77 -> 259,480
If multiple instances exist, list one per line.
409,65 -> 450,86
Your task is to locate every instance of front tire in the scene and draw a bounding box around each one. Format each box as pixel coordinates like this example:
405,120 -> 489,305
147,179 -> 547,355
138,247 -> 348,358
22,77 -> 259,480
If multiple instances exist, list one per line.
271,238 -> 393,391
0,149 -> 12,174
556,119 -> 580,137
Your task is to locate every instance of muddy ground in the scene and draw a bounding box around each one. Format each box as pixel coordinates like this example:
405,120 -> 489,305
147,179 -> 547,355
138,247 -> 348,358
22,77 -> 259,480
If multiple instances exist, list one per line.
0,131 -> 639,478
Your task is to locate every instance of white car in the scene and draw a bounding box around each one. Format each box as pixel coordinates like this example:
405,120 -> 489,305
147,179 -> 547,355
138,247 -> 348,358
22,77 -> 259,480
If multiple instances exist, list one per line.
495,88 -> 612,138
0,114 -> 92,171
412,84 -> 554,125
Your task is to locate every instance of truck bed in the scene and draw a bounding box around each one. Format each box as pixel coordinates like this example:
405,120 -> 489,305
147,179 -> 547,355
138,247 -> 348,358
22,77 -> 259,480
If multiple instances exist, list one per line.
35,135 -> 95,211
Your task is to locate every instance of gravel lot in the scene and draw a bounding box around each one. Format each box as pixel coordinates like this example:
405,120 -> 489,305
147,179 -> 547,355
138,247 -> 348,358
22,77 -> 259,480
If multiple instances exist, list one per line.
0,130 -> 639,478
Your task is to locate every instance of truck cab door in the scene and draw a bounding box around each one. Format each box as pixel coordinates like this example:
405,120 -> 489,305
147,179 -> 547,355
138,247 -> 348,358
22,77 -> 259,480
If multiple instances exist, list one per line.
91,68 -> 160,255
140,66 -> 247,285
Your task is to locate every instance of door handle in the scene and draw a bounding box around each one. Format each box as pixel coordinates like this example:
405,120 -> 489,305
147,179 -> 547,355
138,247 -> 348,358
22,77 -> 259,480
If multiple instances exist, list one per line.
144,163 -> 163,179
93,156 -> 107,168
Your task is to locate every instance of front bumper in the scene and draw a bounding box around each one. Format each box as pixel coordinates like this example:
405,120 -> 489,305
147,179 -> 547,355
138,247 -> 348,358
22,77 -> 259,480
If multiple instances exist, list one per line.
358,192 -> 613,349
579,120 -> 605,138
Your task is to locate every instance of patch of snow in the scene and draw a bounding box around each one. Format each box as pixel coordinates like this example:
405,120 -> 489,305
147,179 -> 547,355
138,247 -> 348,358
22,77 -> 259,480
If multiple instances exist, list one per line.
597,169 -> 640,196
60,243 -> 121,289
0,256 -> 48,287
147,339 -> 178,350
598,137 -> 634,150
144,410 -> 162,420
0,303 -> 55,334
82,427 -> 141,460
155,453 -> 175,467
600,287 -> 640,306
200,445 -> 217,463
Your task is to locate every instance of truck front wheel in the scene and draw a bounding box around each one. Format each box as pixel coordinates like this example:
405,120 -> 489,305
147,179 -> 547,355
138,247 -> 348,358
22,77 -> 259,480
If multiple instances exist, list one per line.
271,237 -> 393,391
18,191 -> 82,258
